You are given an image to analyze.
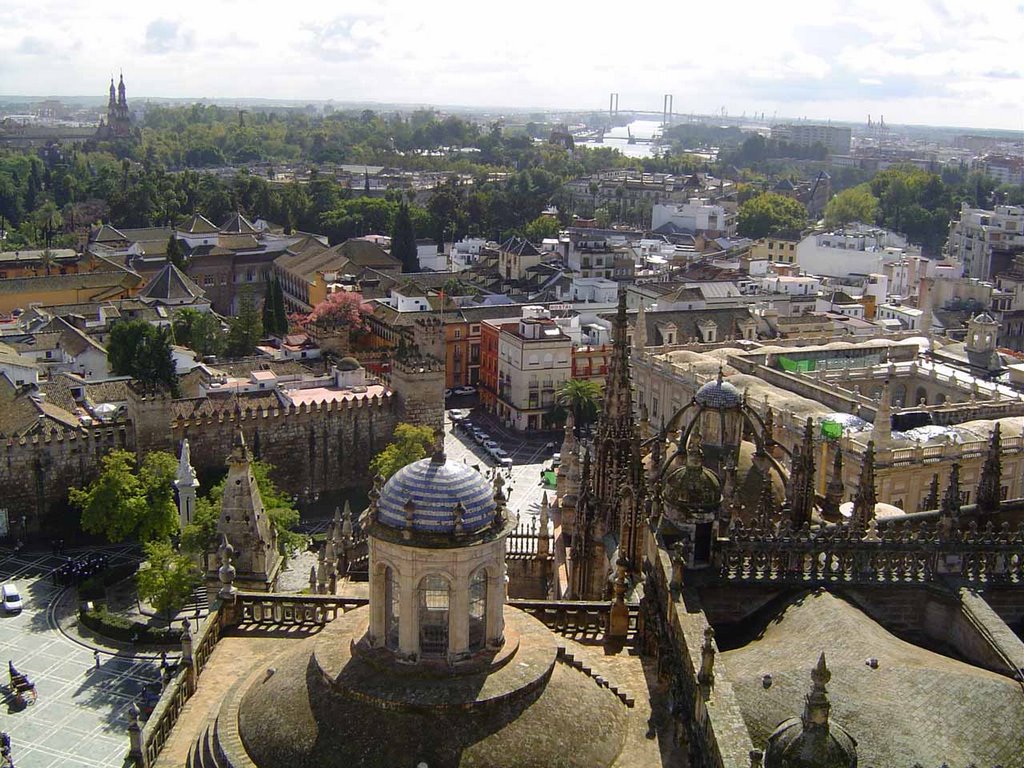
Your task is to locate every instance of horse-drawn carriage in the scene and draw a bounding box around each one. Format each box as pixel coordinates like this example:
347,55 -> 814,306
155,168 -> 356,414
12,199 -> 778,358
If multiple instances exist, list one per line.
8,661 -> 36,707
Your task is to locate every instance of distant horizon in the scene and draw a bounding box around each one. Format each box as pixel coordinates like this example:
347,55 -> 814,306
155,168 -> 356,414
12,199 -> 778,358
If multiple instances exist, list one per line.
2,0 -> 1022,132
3,91 -> 1022,137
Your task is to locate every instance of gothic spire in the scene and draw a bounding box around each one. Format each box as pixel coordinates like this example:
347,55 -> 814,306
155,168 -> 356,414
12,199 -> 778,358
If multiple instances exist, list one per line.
923,472 -> 940,511
801,653 -> 832,730
976,423 -> 1002,513
603,288 -> 632,422
941,461 -> 962,519
823,443 -> 844,516
872,380 -> 892,447
851,440 -> 876,530
788,417 -> 816,527
632,300 -> 647,351
755,462 -> 776,529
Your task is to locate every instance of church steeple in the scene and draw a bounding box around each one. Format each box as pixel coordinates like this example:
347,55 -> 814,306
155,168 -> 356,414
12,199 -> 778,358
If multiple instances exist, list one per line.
117,72 -> 126,106
586,288 -> 646,587
108,78 -> 116,108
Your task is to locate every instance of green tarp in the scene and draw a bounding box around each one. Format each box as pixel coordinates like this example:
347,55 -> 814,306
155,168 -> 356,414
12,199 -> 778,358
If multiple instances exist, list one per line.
779,355 -> 813,372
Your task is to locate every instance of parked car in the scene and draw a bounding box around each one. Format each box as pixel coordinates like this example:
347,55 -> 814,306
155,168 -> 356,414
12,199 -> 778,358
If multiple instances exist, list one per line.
453,385 -> 477,396
498,457 -> 513,468
473,431 -> 491,445
488,446 -> 508,459
444,389 -> 454,399
1,584 -> 23,613
483,440 -> 500,452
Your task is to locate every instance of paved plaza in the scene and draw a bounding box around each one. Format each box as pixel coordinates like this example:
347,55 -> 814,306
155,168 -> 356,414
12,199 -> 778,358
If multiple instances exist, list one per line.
0,545 -> 162,768
443,408 -> 556,523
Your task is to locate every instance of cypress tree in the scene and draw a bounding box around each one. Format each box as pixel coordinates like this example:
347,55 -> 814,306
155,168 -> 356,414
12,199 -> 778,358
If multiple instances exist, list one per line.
261,278 -> 275,335
272,276 -> 288,336
391,201 -> 418,273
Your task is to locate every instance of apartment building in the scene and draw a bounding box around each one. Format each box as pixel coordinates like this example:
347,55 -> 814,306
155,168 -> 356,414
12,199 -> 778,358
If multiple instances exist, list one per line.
946,203 -> 1024,280
770,122 -> 852,154
485,310 -> 572,432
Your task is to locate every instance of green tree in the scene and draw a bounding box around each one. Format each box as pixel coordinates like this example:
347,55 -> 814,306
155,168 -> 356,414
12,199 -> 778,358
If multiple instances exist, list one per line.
736,192 -> 808,239
261,279 -> 275,335
225,287 -> 263,357
271,276 -> 288,336
524,215 -> 560,242
391,201 -> 419,273
172,308 -> 224,358
136,540 -> 200,624
166,235 -> 186,270
181,460 -> 303,560
824,184 -> 879,228
108,320 -> 179,395
556,379 -> 603,435
70,450 -> 179,543
370,423 -> 435,479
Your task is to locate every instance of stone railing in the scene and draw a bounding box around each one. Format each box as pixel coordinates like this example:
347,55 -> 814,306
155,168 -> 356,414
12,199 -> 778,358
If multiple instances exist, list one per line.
718,520 -> 1024,586
508,598 -> 639,637
132,605 -> 222,768
236,592 -> 368,626
128,590 -> 636,767
643,543 -> 755,768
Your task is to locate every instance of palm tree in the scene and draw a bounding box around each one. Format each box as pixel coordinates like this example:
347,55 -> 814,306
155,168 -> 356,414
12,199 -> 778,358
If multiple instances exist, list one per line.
556,379 -> 603,437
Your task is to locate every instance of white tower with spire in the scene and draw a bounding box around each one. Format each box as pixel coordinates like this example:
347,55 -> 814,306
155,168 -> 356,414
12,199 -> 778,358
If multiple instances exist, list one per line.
174,438 -> 199,530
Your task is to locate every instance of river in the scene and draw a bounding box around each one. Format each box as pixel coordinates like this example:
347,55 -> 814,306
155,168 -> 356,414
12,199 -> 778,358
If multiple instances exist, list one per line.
575,119 -> 663,159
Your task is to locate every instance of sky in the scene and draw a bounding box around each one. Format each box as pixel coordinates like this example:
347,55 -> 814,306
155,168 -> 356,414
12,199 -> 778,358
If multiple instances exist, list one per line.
1,0 -> 1022,131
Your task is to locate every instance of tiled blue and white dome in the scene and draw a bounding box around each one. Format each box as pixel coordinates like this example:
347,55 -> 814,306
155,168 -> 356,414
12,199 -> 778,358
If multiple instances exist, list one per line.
695,378 -> 742,409
378,455 -> 496,534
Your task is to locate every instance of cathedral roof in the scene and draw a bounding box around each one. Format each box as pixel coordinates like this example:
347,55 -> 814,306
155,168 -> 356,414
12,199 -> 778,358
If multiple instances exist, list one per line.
722,591 -> 1024,767
377,455 -> 496,535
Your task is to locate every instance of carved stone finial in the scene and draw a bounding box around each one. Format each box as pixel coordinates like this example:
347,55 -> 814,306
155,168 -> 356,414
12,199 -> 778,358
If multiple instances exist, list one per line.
801,653 -> 832,729
698,626 -> 716,686
218,534 -> 237,601
452,501 -> 465,535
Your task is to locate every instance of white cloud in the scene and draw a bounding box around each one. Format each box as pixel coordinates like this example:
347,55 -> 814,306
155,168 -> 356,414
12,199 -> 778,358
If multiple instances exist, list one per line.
0,0 -> 1020,130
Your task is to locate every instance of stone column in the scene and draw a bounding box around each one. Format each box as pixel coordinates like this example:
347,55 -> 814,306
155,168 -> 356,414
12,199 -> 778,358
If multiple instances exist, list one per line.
487,560 -> 506,648
127,702 -> 145,766
399,570 -> 419,658
368,565 -> 385,647
449,571 -> 469,659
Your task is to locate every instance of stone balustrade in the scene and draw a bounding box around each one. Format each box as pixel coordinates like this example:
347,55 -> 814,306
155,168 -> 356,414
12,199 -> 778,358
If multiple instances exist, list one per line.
718,519 -> 1024,586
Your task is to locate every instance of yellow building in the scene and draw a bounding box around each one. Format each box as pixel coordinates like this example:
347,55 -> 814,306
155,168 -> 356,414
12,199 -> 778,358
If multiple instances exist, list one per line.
0,253 -> 141,316
750,235 -> 801,265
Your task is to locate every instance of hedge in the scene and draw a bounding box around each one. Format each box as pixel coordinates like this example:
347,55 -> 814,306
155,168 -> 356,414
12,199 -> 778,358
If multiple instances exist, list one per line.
78,562 -> 139,601
79,605 -> 182,645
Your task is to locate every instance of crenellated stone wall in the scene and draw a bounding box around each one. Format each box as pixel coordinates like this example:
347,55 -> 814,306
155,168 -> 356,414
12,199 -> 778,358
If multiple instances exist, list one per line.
0,424 -> 132,536
172,394 -> 399,497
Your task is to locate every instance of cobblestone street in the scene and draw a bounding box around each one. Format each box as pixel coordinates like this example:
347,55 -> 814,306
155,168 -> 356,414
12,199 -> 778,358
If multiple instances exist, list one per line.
0,545 -> 162,768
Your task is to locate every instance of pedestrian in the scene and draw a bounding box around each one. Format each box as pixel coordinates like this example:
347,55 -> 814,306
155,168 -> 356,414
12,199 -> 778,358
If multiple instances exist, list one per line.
93,650 -> 100,670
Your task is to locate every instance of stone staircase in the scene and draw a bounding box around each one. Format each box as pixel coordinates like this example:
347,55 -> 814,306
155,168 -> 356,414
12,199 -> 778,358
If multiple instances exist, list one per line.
186,714 -> 227,768
556,645 -> 635,708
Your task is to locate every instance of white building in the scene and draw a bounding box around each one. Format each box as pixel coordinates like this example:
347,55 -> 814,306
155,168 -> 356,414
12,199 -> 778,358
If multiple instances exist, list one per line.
946,203 -> 1024,280
566,277 -> 619,304
876,303 -> 924,330
651,198 -> 735,236
796,224 -> 913,279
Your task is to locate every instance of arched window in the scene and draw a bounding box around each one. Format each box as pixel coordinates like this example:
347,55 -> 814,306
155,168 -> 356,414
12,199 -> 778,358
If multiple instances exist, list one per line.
418,575 -> 450,657
468,569 -> 488,652
384,566 -> 400,651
